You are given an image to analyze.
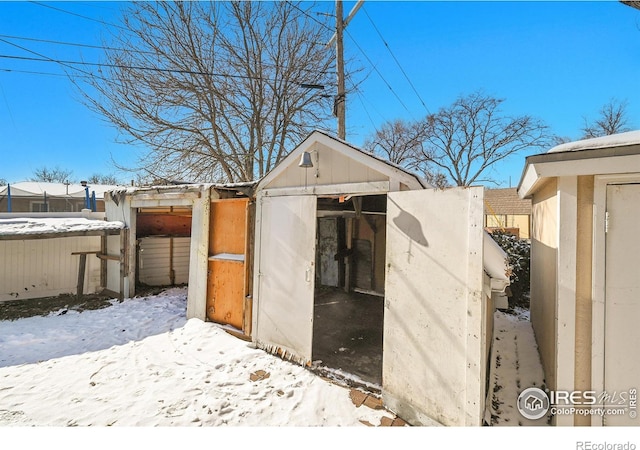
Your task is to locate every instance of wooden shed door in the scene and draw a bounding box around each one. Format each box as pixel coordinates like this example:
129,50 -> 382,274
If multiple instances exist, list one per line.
207,198 -> 249,330
255,195 -> 317,363
383,188 -> 485,426
604,184 -> 640,426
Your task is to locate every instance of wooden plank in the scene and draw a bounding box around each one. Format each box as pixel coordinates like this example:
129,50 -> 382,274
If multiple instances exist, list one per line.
96,253 -> 120,261
119,229 -> 126,301
76,253 -> 87,300
136,213 -> 192,237
209,198 -> 248,254
100,233 -> 107,288
206,259 -> 245,329
244,200 -> 255,302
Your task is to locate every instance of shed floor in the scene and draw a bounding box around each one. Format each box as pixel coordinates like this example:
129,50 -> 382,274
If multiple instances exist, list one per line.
312,287 -> 383,386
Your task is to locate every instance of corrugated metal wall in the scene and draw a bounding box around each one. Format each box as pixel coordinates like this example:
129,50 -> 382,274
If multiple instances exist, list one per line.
138,236 -> 190,286
0,236 -> 102,302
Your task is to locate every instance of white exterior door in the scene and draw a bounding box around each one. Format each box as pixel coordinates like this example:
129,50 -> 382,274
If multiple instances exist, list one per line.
383,187 -> 486,426
604,184 -> 640,426
254,195 -> 317,364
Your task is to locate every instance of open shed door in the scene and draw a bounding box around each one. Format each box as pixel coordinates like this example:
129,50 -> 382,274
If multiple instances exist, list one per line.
255,195 -> 317,364
383,187 -> 485,426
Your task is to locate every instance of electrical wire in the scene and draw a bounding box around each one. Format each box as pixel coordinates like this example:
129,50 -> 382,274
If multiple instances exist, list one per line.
0,52 -> 329,89
343,28 -> 413,118
362,6 -> 431,115
28,1 -> 129,32
0,33 -> 157,56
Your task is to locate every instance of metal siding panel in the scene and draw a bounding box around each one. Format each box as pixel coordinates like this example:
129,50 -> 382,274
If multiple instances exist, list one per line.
1,236 -> 102,302
173,237 -> 191,284
138,236 -> 191,286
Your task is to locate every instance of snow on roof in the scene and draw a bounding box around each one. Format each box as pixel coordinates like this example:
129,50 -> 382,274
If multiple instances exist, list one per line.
108,181 -> 256,197
547,130 -> 640,154
0,182 -> 125,199
0,217 -> 124,237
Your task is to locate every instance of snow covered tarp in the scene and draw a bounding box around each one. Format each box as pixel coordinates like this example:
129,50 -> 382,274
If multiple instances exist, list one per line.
0,217 -> 124,238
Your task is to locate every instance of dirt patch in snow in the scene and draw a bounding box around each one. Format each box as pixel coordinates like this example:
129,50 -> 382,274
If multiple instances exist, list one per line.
0,285 -> 168,321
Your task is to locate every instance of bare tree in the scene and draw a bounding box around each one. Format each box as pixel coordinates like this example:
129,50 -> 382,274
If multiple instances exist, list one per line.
363,118 -> 448,188
581,98 -> 632,139
418,92 -> 551,186
363,119 -> 427,167
87,174 -> 121,185
30,166 -> 74,183
75,1 -> 334,183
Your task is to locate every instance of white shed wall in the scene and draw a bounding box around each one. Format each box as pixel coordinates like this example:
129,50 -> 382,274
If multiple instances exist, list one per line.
0,236 -> 102,302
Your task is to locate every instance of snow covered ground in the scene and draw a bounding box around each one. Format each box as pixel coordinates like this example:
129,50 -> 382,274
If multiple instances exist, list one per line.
488,307 -> 550,426
2,287 -> 636,448
0,287 -> 397,427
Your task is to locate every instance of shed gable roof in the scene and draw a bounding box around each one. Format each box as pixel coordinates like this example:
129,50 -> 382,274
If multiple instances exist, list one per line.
258,130 -> 428,191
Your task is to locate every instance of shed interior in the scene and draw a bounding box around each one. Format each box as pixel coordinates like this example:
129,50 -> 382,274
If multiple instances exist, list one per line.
312,194 -> 386,387
135,206 -> 193,288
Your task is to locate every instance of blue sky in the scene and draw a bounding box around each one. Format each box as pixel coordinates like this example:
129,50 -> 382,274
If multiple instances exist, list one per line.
1,1 -> 640,186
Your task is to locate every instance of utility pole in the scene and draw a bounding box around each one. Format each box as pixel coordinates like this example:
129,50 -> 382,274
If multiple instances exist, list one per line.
331,0 -> 364,141
335,0 -> 346,140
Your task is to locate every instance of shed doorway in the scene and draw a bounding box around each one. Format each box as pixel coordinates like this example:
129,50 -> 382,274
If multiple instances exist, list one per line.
136,206 -> 192,288
312,195 -> 386,387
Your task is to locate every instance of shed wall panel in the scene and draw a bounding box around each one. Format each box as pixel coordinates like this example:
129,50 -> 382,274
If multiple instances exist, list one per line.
530,178 -> 558,391
0,236 -> 102,302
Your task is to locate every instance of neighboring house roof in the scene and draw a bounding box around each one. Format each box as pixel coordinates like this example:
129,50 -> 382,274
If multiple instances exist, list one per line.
517,130 -> 640,198
484,188 -> 531,215
0,182 -> 125,199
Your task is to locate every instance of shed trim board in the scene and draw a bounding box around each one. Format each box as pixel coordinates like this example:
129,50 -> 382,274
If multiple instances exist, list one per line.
555,176 -> 578,426
260,181 -> 391,198
186,190 -> 211,320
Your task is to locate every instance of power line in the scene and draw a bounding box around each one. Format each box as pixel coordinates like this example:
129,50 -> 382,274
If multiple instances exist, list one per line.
0,33 -> 336,77
0,67 -> 93,79
362,6 -> 431,115
0,33 -> 157,56
28,1 -> 129,32
0,37 -> 109,86
343,28 -> 413,117
0,53 -> 330,89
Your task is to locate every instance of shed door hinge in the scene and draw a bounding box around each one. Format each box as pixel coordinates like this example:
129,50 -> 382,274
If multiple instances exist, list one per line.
605,211 -> 610,233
